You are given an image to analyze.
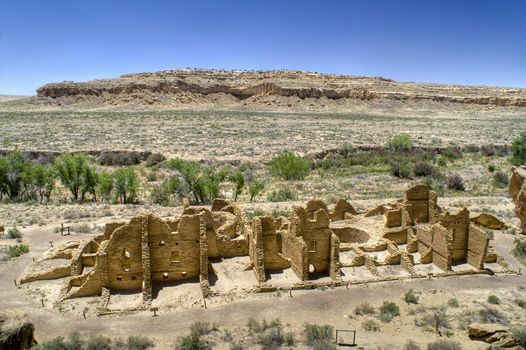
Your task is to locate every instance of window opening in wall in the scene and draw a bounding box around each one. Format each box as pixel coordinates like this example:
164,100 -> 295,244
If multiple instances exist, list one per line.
122,247 -> 131,271
308,241 -> 316,253
171,251 -> 180,263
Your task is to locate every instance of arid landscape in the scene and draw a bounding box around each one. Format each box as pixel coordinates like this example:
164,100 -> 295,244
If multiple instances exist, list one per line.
1,69 -> 526,350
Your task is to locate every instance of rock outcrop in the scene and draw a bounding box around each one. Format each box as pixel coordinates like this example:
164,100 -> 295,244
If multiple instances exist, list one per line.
509,167 -> 526,234
34,69 -> 526,109
0,310 -> 36,350
468,323 -> 517,348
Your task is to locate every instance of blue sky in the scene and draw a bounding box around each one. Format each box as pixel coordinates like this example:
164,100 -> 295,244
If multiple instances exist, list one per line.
1,0 -> 525,95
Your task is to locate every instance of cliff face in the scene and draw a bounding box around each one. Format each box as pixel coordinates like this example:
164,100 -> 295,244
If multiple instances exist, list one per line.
35,69 -> 526,108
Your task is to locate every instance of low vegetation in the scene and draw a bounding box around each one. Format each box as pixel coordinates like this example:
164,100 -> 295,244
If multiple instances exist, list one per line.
268,151 -> 311,180
379,301 -> 400,323
31,333 -> 154,350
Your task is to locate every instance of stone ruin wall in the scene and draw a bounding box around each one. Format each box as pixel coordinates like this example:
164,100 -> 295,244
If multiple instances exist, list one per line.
19,184 -> 506,305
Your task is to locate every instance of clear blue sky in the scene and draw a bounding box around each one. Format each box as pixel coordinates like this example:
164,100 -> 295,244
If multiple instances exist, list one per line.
1,0 -> 525,95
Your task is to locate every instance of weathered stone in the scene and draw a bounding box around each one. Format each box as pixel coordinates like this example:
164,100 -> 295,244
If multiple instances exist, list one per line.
0,310 -> 36,350
468,323 -> 509,339
470,213 -> 506,230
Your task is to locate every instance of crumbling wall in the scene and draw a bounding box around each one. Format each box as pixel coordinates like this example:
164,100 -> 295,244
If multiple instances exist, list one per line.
331,199 -> 358,221
441,208 -> 470,261
466,225 -> 490,269
249,217 -> 266,283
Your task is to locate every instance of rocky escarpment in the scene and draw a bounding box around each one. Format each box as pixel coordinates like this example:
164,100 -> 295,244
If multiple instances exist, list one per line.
35,68 -> 526,108
0,310 -> 36,350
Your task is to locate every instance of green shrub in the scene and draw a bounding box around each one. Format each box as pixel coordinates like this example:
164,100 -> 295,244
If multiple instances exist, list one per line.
493,171 -> 509,188
413,162 -> 438,177
271,209 -> 290,218
354,302 -> 375,315
127,335 -> 155,350
176,333 -> 209,350
447,174 -> 465,191
443,147 -> 463,160
247,318 -> 280,333
391,161 -> 413,179
303,323 -> 335,350
257,327 -> 283,350
488,164 -> 496,172
145,153 -> 165,167
7,227 -> 21,239
405,289 -> 419,304
284,331 -> 295,345
190,322 -> 213,336
7,244 -> 29,258
511,132 -> 526,166
426,339 -> 462,350
268,152 -> 311,180
488,294 -> 500,305
512,238 -> 526,258
85,335 -> 112,350
387,133 -> 413,151
447,298 -> 460,308
267,187 -> 297,202
404,340 -> 421,350
362,319 -> 380,332
379,301 -> 400,323
338,143 -> 354,156
515,298 -> 526,309
512,326 -> 526,347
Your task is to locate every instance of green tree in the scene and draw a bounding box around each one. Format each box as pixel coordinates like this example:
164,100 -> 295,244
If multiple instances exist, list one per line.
98,172 -> 114,203
231,171 -> 245,201
54,153 -> 90,201
81,165 -> 99,202
268,152 -> 311,180
248,179 -> 264,202
23,163 -> 56,203
1,151 -> 30,200
512,132 -> 526,166
113,167 -> 139,204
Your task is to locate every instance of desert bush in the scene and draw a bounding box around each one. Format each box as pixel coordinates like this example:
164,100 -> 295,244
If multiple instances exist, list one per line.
268,152 -> 311,180
405,289 -> 419,304
362,319 -> 380,332
404,340 -> 421,350
284,331 -> 295,345
176,333 -> 209,350
422,177 -> 445,196
478,307 -> 508,325
267,187 -> 297,202
304,323 -> 335,350
257,327 -> 284,350
247,318 -> 281,333
387,133 -> 413,151
98,151 -> 143,166
413,162 -> 438,177
447,298 -> 460,308
113,167 -> 139,204
379,301 -> 400,323
493,171 -> 509,188
515,298 -> 526,309
512,326 -> 526,347
145,153 -> 165,167
391,161 -> 413,179
7,243 -> 29,258
7,227 -> 21,239
150,176 -> 181,206
512,238 -> 526,258
481,144 -> 497,157
338,143 -> 354,156
442,147 -> 463,160
85,335 -> 112,350
354,302 -> 375,315
488,294 -> 500,305
426,339 -> 462,350
511,132 -> 526,166
446,174 -> 465,191
190,322 -> 213,336
271,209 -> 290,218
487,164 -> 496,172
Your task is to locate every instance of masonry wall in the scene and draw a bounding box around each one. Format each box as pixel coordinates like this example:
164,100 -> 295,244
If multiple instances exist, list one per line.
466,225 -> 489,269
